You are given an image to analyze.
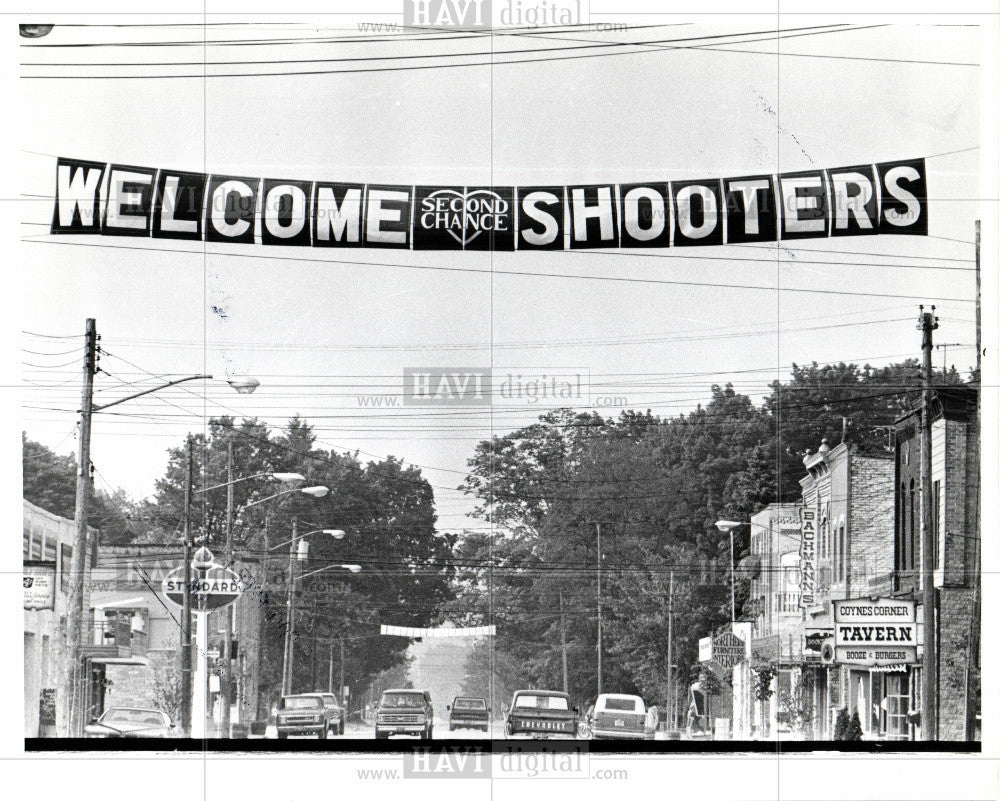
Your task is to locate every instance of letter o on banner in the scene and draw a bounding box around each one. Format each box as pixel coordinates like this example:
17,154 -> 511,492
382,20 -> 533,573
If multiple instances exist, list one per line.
262,179 -> 313,246
620,184 -> 670,247
671,180 -> 723,246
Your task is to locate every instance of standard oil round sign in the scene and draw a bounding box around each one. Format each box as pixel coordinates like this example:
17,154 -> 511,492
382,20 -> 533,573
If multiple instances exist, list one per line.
162,564 -> 244,611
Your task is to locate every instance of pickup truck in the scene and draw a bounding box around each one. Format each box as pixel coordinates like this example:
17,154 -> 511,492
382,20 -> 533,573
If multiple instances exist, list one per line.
505,690 -> 579,738
448,696 -> 489,732
275,694 -> 340,739
375,689 -> 434,739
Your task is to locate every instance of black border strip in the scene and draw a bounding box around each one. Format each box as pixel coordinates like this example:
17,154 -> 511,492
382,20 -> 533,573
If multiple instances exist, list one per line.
25,738 -> 980,754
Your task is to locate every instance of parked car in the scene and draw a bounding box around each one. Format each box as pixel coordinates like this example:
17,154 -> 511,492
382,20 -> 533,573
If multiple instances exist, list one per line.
318,693 -> 347,735
84,707 -> 175,738
275,694 -> 340,739
505,690 -> 579,738
590,693 -> 654,740
447,696 -> 490,732
375,689 -> 434,739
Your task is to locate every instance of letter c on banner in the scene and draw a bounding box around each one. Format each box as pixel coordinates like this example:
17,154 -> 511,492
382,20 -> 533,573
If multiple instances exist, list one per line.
207,176 -> 258,244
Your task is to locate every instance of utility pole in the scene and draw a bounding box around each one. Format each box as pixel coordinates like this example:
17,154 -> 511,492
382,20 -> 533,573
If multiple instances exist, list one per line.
965,221 -> 981,739
339,636 -> 346,704
63,318 -> 97,737
595,522 -> 603,697
919,305 -> 939,741
559,590 -> 569,695
180,438 -> 194,736
666,570 -> 674,730
219,439 -> 235,737
328,640 -> 335,693
281,518 -> 299,695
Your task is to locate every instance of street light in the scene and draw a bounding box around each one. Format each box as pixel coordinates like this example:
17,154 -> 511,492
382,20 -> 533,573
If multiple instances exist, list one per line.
715,520 -> 741,626
227,376 -> 261,394
279,521 -> 350,695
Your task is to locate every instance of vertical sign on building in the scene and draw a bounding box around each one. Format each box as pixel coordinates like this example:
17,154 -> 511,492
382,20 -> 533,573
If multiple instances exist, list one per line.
799,508 -> 817,608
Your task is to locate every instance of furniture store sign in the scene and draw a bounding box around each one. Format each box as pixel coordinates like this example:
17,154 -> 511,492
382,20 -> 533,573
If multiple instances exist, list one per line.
833,598 -> 917,666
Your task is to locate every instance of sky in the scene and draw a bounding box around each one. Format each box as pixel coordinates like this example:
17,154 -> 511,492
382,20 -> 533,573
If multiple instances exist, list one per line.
15,15 -> 984,535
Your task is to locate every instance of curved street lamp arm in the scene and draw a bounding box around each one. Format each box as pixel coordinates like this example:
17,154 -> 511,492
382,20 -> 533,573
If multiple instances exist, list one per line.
197,472 -> 287,494
92,374 -> 212,413
298,563 -> 361,581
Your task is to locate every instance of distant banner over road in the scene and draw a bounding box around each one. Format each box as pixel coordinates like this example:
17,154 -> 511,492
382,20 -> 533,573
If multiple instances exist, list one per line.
51,157 -> 928,250
381,624 -> 496,638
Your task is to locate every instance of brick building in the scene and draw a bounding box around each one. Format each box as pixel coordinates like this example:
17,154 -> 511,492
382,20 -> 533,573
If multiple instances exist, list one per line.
892,386 -> 980,741
798,439 -> 895,739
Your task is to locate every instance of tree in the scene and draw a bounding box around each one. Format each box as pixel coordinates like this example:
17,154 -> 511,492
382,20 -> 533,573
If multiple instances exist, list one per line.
22,433 -> 138,545
146,417 -> 455,706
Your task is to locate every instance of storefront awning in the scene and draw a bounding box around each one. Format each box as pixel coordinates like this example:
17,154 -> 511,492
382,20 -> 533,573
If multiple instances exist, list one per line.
869,663 -> 909,673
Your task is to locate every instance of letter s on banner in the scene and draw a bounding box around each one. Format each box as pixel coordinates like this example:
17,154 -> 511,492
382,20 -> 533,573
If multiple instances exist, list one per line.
518,187 -> 565,250
877,158 -> 927,236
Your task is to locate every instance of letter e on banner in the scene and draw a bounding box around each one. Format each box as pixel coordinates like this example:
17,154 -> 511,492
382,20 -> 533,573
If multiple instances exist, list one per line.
102,164 -> 156,236
877,158 -> 927,236
671,180 -> 723,247
779,171 -> 830,240
365,185 -> 412,248
51,157 -> 107,234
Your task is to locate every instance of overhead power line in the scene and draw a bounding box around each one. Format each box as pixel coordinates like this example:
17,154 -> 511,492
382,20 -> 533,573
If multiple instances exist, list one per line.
20,238 -> 977,304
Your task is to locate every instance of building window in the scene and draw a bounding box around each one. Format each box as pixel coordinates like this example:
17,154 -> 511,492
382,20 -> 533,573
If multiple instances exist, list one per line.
834,525 -> 847,581
909,479 -> 916,571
